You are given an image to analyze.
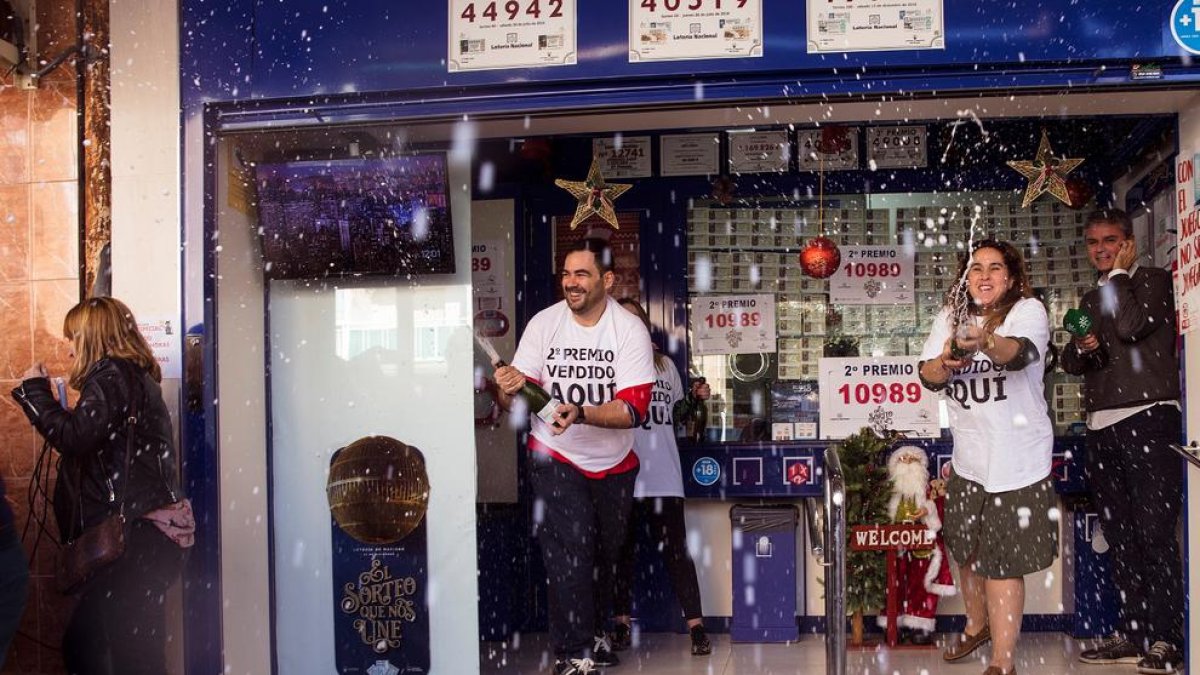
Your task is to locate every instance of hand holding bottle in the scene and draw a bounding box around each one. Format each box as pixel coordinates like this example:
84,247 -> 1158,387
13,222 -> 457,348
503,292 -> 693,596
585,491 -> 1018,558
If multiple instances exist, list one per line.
493,364 -> 527,396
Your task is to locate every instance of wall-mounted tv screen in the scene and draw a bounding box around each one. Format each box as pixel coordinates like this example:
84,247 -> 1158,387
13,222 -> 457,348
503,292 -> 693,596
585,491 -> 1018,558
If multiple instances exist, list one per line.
255,154 -> 455,279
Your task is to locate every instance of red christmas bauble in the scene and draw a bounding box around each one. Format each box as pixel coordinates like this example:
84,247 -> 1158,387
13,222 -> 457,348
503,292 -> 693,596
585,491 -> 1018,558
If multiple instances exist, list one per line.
799,236 -> 842,279
1065,176 -> 1093,210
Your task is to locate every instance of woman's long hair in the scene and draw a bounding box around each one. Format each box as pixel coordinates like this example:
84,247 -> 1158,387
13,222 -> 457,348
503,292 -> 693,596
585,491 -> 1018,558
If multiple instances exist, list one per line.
944,239 -> 1033,334
616,298 -> 667,372
64,297 -> 161,389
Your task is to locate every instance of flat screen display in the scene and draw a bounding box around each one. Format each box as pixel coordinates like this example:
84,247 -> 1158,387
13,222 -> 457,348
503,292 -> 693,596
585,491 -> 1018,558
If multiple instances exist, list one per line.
255,154 -> 455,279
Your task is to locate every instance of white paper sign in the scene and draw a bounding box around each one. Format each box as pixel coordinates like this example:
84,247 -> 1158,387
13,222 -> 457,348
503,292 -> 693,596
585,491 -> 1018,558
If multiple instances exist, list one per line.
691,294 -> 777,355
829,246 -> 915,305
661,134 -> 720,176
1176,153 -> 1200,335
472,239 -> 512,339
138,317 -> 182,379
866,125 -> 927,169
629,0 -> 762,62
448,0 -> 576,72
592,136 -> 652,179
807,0 -> 945,53
817,357 -> 939,439
728,130 -> 790,174
796,128 -> 859,171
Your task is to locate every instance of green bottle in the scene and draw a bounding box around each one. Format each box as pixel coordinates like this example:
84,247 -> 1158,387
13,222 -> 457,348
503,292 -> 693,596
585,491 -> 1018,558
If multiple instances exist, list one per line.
495,359 -> 562,428
689,377 -> 708,445
949,323 -> 973,360
1063,308 -> 1094,338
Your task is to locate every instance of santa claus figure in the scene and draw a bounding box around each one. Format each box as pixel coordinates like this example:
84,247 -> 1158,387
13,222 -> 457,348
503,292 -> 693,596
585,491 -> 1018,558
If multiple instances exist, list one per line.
877,445 -> 956,644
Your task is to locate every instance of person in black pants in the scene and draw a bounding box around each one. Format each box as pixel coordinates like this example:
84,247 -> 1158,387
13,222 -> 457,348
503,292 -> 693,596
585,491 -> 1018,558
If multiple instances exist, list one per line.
494,239 -> 655,675
1061,209 -> 1184,675
0,473 -> 29,670
608,299 -> 711,656
12,297 -> 194,675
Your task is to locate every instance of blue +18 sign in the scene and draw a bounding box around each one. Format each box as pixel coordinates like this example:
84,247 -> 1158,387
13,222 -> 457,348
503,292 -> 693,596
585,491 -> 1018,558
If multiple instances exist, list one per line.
692,457 -> 721,487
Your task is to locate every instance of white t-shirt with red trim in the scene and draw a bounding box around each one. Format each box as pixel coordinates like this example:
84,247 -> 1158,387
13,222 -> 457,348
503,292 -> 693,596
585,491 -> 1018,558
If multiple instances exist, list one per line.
919,298 -> 1053,493
633,358 -> 686,499
512,296 -> 655,473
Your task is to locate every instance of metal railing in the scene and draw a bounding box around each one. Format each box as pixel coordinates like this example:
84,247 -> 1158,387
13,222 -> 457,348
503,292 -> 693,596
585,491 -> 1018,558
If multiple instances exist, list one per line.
806,445 -> 847,675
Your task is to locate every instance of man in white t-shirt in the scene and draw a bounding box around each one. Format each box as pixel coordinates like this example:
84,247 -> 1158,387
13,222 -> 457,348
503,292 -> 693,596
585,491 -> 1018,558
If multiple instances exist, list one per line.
494,238 -> 654,675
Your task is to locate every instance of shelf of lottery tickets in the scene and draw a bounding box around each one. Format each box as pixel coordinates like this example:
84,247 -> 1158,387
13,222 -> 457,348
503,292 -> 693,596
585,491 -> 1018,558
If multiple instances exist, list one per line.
683,193 -> 1095,440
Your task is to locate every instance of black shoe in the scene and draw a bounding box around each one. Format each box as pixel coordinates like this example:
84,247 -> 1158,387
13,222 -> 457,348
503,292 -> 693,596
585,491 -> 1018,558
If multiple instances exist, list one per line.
1137,641 -> 1181,674
553,657 -> 597,675
609,622 -> 632,651
592,633 -> 619,667
1079,635 -> 1142,664
690,625 -> 712,656
909,630 -> 934,646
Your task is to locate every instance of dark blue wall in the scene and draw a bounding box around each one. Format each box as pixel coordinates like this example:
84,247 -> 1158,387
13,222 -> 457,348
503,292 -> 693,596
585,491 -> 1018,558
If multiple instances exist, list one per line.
185,0 -> 1190,107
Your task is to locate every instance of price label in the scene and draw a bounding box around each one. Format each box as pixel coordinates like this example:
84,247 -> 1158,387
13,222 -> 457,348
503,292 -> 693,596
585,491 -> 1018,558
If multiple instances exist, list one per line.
448,0 -> 576,72
866,125 -> 927,169
817,356 -> 939,439
727,130 -> 790,174
629,0 -> 762,63
829,246 -> 914,305
661,133 -> 719,176
796,128 -> 859,171
691,294 -> 776,355
592,136 -> 652,178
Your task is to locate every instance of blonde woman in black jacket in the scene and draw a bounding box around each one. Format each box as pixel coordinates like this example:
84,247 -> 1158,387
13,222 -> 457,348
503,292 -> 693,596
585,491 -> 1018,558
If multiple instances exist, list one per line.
11,297 -> 193,675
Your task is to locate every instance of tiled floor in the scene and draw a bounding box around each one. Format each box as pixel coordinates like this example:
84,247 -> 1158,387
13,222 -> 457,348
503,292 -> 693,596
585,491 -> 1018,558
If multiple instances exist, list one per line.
481,632 -> 1156,674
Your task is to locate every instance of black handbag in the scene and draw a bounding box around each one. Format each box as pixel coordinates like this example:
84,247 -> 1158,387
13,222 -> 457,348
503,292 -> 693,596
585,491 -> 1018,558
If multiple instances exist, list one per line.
55,383 -> 138,595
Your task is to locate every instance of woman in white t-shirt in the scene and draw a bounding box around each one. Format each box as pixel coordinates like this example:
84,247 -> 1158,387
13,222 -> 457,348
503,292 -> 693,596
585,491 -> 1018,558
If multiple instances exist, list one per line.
917,240 -> 1057,675
608,299 -> 712,656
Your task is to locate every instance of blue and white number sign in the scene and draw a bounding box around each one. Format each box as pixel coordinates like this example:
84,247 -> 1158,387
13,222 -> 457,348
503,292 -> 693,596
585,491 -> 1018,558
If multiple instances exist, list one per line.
692,457 -> 721,486
1172,0 -> 1200,54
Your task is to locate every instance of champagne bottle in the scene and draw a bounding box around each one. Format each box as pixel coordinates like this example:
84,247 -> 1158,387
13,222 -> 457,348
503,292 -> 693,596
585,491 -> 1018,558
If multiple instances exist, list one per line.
949,322 -> 973,360
497,358 -> 563,428
680,376 -> 708,445
474,334 -> 563,428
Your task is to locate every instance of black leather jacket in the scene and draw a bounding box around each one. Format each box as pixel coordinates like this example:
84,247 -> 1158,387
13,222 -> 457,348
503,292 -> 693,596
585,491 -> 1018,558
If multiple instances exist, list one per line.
11,357 -> 181,543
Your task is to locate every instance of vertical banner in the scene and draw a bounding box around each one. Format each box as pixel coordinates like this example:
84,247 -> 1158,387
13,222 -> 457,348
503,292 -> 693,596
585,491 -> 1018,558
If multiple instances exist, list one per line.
554,212 -> 641,301
329,440 -> 431,674
1175,154 -> 1200,335
332,526 -> 430,674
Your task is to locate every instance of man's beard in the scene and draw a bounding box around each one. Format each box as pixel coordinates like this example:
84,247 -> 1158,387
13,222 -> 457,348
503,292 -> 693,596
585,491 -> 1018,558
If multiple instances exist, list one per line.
891,459 -> 929,499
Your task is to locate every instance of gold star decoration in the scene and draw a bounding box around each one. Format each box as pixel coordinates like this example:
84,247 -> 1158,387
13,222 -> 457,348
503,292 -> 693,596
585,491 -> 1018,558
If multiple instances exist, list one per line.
1006,130 -> 1085,208
554,157 -> 632,230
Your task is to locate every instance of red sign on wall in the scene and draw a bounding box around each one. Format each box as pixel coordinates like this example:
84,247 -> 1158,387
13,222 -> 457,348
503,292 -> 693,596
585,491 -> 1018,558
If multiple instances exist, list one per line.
849,524 -> 935,552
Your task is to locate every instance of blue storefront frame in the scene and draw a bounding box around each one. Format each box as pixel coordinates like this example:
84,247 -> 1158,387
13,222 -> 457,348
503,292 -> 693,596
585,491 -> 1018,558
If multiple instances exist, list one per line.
179,1 -> 1195,672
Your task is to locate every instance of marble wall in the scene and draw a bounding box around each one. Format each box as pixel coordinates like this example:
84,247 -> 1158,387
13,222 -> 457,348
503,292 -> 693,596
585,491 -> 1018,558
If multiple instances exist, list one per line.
0,1 -> 82,672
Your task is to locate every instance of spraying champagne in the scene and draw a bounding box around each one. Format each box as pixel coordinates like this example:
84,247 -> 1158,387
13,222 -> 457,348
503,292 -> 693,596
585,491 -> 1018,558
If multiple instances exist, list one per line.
474,334 -> 564,429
